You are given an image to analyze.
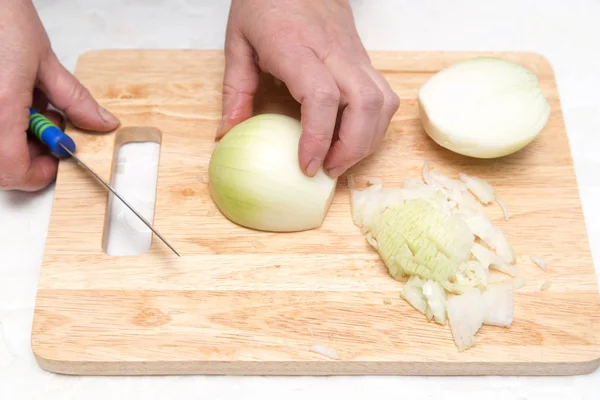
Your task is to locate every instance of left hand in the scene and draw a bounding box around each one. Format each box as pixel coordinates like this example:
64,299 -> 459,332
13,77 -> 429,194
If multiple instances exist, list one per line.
0,0 -> 119,192
217,0 -> 400,179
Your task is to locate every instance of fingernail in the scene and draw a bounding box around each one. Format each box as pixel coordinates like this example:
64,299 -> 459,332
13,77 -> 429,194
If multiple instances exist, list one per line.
327,166 -> 345,179
306,158 -> 321,177
98,106 -> 119,125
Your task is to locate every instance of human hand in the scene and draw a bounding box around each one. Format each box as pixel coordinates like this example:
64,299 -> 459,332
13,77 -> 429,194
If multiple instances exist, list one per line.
0,0 -> 120,192
218,0 -> 400,179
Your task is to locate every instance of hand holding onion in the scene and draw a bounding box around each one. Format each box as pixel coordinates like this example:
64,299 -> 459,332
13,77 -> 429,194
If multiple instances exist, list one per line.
212,0 -> 551,242
217,0 -> 400,179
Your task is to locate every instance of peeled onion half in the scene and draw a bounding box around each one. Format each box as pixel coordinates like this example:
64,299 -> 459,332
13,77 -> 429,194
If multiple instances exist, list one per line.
208,114 -> 337,232
418,57 -> 551,158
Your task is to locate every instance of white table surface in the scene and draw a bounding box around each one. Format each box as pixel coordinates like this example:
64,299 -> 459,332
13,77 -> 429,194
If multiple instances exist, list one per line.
2,0 -> 600,398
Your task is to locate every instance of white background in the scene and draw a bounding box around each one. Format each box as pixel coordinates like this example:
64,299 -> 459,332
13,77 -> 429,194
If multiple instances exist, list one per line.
1,0 -> 600,399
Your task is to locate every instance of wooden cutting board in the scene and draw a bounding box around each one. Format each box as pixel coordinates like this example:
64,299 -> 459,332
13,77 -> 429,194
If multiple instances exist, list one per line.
31,50 -> 600,376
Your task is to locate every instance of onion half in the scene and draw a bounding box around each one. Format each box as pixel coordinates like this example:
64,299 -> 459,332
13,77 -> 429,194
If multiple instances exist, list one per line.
418,57 -> 551,158
208,114 -> 337,232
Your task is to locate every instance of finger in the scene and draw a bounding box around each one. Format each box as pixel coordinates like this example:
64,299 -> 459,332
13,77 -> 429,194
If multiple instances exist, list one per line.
43,109 -> 65,129
37,51 -> 119,132
266,47 -> 340,177
27,99 -> 65,158
27,111 -> 62,158
217,31 -> 260,140
12,106 -> 62,190
363,67 -> 400,148
32,88 -> 49,114
30,89 -> 65,128
323,59 -> 385,178
0,96 -> 58,191
21,154 -> 58,192
28,137 -> 47,159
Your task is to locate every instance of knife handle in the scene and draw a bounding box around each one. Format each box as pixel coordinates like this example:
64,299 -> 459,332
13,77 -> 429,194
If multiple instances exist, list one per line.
28,108 -> 76,158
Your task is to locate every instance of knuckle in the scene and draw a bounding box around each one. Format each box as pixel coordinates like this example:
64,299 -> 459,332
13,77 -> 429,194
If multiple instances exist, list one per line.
353,145 -> 371,159
345,142 -> 371,161
386,90 -> 401,112
69,81 -> 92,104
370,134 -> 386,153
309,84 -> 340,107
222,69 -> 258,98
302,129 -> 331,149
354,85 -> 384,112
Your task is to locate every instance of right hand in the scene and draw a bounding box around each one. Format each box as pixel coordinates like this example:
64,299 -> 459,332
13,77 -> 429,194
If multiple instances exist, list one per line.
0,0 -> 120,192
218,0 -> 400,179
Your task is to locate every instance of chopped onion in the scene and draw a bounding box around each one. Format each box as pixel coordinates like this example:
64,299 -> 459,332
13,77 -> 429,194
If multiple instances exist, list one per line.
446,290 -> 486,352
497,198 -> 509,221
470,242 -> 496,269
408,275 -> 425,288
351,164 -> 516,284
490,263 -> 517,277
418,57 -> 551,158
458,173 -> 496,204
421,161 -> 439,189
425,307 -> 434,322
540,280 -> 552,291
423,280 -> 447,325
456,260 -> 489,290
349,163 -> 520,351
530,255 -> 547,271
209,114 -> 337,232
459,173 -> 509,220
459,209 -> 515,264
374,198 -> 474,284
481,285 -> 514,328
365,232 -> 378,248
400,276 -> 428,315
432,171 -> 466,189
447,285 -> 515,350
403,176 -> 424,188
471,245 -> 517,277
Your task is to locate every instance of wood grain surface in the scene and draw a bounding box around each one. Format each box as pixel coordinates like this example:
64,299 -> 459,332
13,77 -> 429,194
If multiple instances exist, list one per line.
31,50 -> 600,376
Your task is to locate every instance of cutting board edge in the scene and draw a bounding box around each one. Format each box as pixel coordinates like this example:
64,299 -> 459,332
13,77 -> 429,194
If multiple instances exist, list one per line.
31,355 -> 600,377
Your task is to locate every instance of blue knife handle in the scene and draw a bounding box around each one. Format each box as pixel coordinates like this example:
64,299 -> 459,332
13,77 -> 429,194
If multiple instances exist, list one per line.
28,108 -> 76,158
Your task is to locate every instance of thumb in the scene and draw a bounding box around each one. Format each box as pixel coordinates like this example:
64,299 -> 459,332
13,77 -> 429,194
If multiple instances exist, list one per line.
217,32 -> 259,140
37,51 -> 120,132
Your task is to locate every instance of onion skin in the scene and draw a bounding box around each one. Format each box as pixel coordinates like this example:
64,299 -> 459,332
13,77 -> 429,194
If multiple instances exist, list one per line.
208,114 -> 337,232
